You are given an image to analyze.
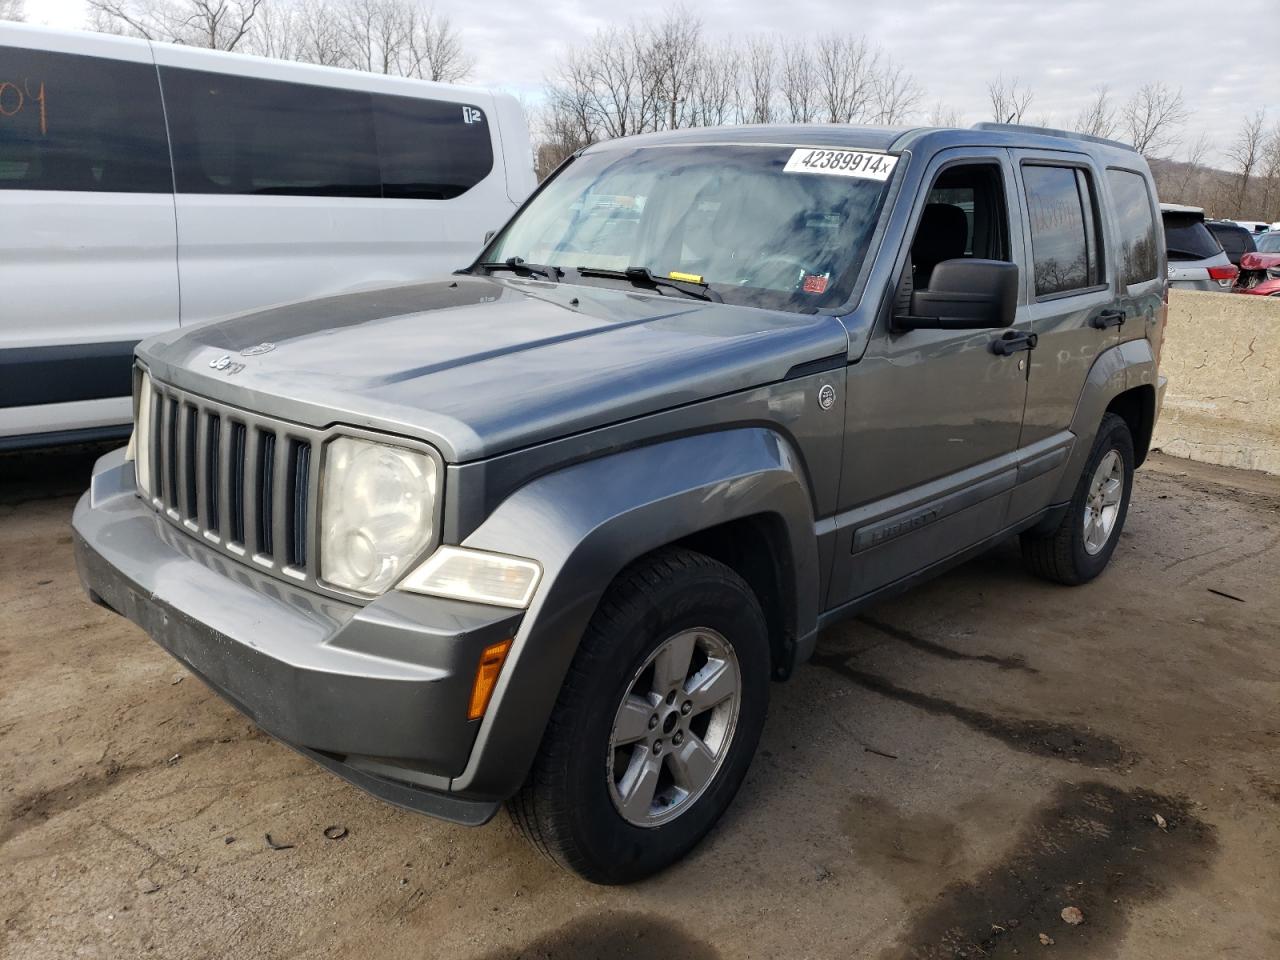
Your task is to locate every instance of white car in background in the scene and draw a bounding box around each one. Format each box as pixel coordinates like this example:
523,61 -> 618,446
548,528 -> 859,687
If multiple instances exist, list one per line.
0,23 -> 536,450
1230,220 -> 1270,235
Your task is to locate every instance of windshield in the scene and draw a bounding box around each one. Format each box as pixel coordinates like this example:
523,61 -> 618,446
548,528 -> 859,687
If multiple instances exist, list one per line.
1256,232 -> 1280,253
485,144 -> 895,312
1163,215 -> 1222,261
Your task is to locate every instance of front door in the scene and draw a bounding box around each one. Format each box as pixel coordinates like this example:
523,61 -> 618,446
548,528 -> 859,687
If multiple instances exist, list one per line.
828,148 -> 1032,609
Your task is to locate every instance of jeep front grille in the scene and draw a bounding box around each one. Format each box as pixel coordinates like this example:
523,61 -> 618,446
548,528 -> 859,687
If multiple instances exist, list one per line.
141,378 -> 322,588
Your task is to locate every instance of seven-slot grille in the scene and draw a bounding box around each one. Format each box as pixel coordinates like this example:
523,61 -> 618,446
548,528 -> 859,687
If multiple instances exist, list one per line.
141,379 -> 320,587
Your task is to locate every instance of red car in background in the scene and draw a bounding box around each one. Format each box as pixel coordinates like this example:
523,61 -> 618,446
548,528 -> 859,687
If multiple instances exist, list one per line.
1237,232 -> 1280,296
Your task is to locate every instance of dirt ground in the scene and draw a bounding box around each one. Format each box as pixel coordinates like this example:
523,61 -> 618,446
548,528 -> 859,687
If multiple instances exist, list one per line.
1,446 -> 1278,960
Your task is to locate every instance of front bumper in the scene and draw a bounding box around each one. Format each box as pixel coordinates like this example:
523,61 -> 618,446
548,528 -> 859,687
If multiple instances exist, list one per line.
73,449 -> 522,825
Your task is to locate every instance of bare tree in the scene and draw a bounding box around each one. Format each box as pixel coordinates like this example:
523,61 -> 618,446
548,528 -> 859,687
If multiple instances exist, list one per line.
1173,131 -> 1212,200
341,0 -> 410,74
1258,123 -> 1280,221
1121,82 -> 1187,158
987,74 -> 1034,124
1074,84 -> 1117,139
0,0 -> 25,22
815,35 -> 879,123
873,62 -> 921,125
778,40 -> 818,123
691,39 -> 738,127
740,37 -> 775,124
645,9 -> 702,130
404,6 -> 471,82
926,100 -> 963,128
1226,110 -> 1267,215
87,0 -> 266,50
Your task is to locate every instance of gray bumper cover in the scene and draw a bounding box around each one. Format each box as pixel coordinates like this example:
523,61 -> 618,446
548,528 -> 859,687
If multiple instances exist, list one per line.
72,449 -> 521,825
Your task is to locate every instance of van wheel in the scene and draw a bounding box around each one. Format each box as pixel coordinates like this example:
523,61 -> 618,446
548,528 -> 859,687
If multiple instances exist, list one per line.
1021,412 -> 1134,585
507,547 -> 770,884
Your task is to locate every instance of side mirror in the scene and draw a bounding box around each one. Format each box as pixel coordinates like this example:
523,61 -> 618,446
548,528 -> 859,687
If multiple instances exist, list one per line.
894,259 -> 1018,331
483,230 -> 496,244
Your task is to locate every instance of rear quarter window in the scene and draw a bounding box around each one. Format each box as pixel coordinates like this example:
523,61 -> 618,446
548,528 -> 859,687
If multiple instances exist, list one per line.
1105,169 -> 1159,285
0,45 -> 171,193
375,96 -> 493,200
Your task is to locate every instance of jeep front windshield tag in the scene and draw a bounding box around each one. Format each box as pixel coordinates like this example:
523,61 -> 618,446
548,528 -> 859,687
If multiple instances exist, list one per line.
784,148 -> 897,181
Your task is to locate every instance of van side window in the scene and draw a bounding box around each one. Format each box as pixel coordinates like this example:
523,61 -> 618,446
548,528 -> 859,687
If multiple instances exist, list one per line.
1106,169 -> 1158,285
909,163 -> 1009,290
1023,165 -> 1104,297
161,67 -> 494,201
162,68 -> 381,198
0,46 -> 171,193
375,96 -> 493,200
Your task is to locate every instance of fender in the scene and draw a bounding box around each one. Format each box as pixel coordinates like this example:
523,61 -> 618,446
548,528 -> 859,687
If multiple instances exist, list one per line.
449,427 -> 819,799
1053,337 -> 1158,504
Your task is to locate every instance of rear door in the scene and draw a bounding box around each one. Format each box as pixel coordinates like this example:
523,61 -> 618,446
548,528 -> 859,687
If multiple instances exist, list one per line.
0,29 -> 177,439
1007,151 -> 1120,519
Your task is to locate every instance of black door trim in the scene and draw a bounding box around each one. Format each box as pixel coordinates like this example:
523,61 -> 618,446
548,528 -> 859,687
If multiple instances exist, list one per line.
0,341 -> 139,409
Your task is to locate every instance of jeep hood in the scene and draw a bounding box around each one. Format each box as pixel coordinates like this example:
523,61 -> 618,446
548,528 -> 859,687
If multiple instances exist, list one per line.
137,277 -> 849,462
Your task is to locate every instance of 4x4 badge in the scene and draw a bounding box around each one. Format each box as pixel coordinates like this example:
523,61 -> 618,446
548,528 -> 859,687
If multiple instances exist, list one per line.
818,384 -> 836,410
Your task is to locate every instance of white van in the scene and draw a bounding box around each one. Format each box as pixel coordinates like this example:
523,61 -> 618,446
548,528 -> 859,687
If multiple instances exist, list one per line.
0,24 -> 536,450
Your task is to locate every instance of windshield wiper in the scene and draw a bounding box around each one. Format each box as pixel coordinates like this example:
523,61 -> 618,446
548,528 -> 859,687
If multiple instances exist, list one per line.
476,256 -> 563,281
575,266 -> 722,303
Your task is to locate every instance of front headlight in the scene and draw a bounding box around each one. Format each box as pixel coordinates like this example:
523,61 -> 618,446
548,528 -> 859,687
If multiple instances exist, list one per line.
133,372 -> 153,496
319,436 -> 438,595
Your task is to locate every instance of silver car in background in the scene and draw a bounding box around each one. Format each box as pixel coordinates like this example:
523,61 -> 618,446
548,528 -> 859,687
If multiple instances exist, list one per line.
1161,203 -> 1238,291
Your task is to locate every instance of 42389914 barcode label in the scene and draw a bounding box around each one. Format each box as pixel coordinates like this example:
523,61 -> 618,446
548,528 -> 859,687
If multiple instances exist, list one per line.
783,148 -> 897,181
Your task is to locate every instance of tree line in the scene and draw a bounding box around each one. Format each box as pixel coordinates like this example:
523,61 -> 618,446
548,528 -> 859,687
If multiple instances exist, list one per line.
6,0 -> 1279,221
81,0 -> 473,83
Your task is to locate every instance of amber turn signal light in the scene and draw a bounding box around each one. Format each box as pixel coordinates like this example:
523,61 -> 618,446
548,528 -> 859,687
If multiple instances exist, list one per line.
468,639 -> 513,721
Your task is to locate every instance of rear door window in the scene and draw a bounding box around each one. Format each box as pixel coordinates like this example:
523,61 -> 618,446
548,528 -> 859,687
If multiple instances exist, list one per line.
374,95 -> 493,200
162,67 -> 380,197
1162,215 -> 1222,261
0,45 -> 171,193
1105,169 -> 1159,284
1022,164 -> 1104,297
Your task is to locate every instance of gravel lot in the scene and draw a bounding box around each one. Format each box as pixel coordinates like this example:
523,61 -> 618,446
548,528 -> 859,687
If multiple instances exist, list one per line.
2,446 -> 1278,960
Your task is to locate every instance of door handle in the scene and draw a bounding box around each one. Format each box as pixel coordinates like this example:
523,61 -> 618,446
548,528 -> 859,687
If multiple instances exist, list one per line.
1091,309 -> 1126,330
991,331 -> 1038,356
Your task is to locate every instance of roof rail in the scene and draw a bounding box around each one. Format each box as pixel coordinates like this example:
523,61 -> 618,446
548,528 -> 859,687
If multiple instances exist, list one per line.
971,122 -> 1137,153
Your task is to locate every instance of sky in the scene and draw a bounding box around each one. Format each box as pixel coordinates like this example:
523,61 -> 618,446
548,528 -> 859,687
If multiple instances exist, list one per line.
20,0 -> 1280,166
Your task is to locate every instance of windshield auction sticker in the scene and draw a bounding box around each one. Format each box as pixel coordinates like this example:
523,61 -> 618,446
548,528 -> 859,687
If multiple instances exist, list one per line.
784,148 -> 898,180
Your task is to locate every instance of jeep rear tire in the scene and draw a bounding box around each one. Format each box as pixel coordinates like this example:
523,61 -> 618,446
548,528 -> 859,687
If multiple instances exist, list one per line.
508,547 -> 770,884
1020,412 -> 1135,585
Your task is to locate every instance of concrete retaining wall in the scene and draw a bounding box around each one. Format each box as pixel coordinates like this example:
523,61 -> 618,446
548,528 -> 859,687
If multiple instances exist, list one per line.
1152,290 -> 1280,475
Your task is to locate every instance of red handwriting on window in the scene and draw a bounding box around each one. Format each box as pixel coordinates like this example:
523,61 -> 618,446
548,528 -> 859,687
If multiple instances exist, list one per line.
0,80 -> 48,136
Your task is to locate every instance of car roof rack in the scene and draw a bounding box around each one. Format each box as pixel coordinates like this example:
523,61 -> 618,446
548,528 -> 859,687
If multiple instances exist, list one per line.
971,122 -> 1137,153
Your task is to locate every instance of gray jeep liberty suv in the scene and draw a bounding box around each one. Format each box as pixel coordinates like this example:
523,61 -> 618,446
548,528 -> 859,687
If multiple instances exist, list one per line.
74,122 -> 1168,884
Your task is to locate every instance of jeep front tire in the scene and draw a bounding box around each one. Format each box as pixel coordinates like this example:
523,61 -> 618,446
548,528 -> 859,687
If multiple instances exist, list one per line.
508,547 -> 770,884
